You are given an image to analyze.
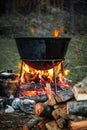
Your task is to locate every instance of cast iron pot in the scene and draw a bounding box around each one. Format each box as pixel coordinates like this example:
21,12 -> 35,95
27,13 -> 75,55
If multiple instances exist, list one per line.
15,37 -> 71,70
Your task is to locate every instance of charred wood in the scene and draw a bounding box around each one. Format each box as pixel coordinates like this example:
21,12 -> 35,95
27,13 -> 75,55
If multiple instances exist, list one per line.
29,95 -> 48,103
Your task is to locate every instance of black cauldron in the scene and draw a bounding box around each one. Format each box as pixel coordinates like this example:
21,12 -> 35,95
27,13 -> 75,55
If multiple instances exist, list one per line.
15,37 -> 71,70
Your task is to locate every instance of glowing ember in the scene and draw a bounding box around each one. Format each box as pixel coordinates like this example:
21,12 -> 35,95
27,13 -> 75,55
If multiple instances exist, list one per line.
18,61 -> 70,96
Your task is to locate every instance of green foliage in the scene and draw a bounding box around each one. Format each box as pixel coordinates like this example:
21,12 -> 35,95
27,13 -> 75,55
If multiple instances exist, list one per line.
0,38 -> 21,73
65,35 -> 87,82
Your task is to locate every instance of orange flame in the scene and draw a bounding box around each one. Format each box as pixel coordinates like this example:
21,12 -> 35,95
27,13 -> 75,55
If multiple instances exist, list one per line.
64,69 -> 70,76
53,26 -> 65,37
53,29 -> 60,37
30,26 -> 35,34
18,61 -> 70,91
18,62 -> 70,83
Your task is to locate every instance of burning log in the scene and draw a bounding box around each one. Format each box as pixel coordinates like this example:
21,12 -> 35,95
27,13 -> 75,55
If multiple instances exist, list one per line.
23,72 -> 33,83
24,72 -> 40,83
29,73 -> 40,83
67,101 -> 87,117
40,75 -> 51,83
55,88 -> 74,103
69,119 -> 87,130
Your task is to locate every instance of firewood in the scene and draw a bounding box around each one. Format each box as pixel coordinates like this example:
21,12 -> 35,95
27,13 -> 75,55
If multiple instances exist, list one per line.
54,93 -> 62,103
45,120 -> 61,130
56,117 -> 68,128
45,83 -> 52,100
73,77 -> 87,101
53,104 -> 59,109
69,119 -> 87,130
52,109 -> 60,120
23,72 -> 33,82
67,101 -> 87,116
38,119 -> 50,130
73,86 -> 87,101
26,116 -> 43,129
55,88 -> 74,103
34,102 -> 45,116
47,94 -> 56,106
24,72 -> 39,83
68,114 -> 87,121
22,125 -> 29,130
30,73 -> 39,83
29,95 -> 48,102
52,105 -> 68,119
34,102 -> 53,118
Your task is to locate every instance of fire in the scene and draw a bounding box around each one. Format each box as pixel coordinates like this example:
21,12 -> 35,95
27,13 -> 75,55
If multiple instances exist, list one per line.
30,26 -> 35,34
18,62 -> 70,85
53,29 -> 60,37
53,26 -> 65,37
17,61 -> 70,97
64,69 -> 70,76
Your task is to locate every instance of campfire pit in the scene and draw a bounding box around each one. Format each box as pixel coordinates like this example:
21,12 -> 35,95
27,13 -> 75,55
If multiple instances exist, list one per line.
15,37 -> 71,99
